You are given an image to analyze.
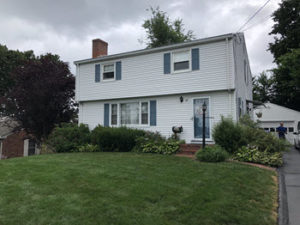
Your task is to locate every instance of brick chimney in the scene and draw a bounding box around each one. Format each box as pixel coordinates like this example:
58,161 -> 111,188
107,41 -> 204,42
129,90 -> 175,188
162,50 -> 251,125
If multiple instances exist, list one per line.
92,39 -> 108,58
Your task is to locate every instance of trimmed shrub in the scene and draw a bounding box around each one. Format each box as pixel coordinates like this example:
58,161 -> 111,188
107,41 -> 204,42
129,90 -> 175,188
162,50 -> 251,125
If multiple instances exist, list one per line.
240,115 -> 290,153
138,139 -> 180,155
46,123 -> 90,153
234,146 -> 283,167
246,128 -> 289,153
78,144 -> 99,152
133,131 -> 181,155
133,131 -> 165,151
91,126 -> 145,152
196,145 -> 228,162
212,117 -> 246,153
213,115 -> 290,157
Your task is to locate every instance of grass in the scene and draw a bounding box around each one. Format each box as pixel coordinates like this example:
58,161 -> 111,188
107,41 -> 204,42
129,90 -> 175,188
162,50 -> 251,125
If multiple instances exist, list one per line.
0,153 -> 277,225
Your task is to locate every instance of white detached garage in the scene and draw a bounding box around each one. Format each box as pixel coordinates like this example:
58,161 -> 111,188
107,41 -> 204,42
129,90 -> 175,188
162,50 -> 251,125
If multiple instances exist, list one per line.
254,102 -> 300,144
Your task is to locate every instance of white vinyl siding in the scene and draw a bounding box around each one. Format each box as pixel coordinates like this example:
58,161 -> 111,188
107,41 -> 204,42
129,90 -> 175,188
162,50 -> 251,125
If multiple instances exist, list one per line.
76,40 -> 234,102
79,91 -> 235,143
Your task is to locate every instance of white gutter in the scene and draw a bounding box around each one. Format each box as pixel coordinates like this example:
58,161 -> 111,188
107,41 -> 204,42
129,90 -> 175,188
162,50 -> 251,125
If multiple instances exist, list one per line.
74,33 -> 235,65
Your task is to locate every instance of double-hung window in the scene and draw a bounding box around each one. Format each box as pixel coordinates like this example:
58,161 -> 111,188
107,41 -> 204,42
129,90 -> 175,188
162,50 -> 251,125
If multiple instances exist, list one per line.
173,50 -> 190,72
111,104 -> 118,125
103,64 -> 115,80
141,102 -> 149,125
111,102 -> 149,126
121,102 -> 140,125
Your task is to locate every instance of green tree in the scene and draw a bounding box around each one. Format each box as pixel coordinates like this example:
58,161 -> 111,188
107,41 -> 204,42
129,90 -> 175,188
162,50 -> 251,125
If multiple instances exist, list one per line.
269,0 -> 300,61
252,71 -> 274,103
142,7 -> 194,48
271,49 -> 300,111
0,53 -> 76,141
0,44 -> 35,96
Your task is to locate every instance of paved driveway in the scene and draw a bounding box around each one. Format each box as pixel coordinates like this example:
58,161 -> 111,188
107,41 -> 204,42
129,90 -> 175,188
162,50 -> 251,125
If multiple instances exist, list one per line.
280,148 -> 300,225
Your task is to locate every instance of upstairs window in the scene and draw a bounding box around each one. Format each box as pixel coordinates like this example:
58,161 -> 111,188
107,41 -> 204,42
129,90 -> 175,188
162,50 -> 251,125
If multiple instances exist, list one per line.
173,50 -> 190,72
103,64 -> 115,80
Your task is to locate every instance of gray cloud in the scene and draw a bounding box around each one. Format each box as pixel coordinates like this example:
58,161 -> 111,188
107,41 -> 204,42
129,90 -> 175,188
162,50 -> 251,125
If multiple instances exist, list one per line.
0,0 -> 281,75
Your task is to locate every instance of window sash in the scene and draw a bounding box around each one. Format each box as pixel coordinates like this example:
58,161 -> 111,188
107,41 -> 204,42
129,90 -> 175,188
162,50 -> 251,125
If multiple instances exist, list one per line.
174,61 -> 189,71
173,50 -> 190,71
173,51 -> 189,62
103,64 -> 115,80
141,102 -> 148,125
110,101 -> 150,126
120,102 -> 139,125
104,64 -> 114,72
111,104 -> 118,125
103,72 -> 114,79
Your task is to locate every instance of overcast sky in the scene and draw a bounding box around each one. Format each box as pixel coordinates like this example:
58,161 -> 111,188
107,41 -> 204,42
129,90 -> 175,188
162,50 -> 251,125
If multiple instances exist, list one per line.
0,0 -> 281,75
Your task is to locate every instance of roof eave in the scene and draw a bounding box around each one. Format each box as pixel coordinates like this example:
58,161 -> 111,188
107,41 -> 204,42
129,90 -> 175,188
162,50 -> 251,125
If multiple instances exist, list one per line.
74,33 -> 235,65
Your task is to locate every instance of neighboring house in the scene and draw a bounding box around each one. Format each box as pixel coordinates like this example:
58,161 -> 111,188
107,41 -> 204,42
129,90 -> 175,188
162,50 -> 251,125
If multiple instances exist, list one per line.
0,117 -> 39,159
254,102 -> 300,144
74,33 -> 253,143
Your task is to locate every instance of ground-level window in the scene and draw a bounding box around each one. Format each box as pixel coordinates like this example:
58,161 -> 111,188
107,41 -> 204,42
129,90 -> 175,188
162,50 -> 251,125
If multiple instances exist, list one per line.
264,128 -> 269,131
111,104 -> 118,125
141,102 -> 148,125
288,127 -> 294,132
110,101 -> 150,126
121,102 -> 140,125
270,128 -> 275,132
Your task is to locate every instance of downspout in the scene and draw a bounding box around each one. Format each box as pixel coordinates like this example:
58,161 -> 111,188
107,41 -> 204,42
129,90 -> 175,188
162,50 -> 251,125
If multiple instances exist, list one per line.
225,37 -> 234,119
232,35 -> 238,121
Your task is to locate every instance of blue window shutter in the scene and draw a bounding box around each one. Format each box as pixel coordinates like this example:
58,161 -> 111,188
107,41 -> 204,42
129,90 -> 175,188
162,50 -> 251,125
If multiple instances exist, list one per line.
192,48 -> 199,70
164,53 -> 171,74
95,64 -> 100,82
104,103 -> 109,127
116,61 -> 122,80
150,100 -> 157,126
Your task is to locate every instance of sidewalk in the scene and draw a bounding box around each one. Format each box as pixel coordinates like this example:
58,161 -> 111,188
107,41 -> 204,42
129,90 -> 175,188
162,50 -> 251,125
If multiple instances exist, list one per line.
279,148 -> 300,225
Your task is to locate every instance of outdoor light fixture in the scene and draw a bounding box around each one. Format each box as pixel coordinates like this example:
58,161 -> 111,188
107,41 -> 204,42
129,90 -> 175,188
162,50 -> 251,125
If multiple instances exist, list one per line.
180,96 -> 183,103
202,102 -> 207,149
202,101 -> 207,112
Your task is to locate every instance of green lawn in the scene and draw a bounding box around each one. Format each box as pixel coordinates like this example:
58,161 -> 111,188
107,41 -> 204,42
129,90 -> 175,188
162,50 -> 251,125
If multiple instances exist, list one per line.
0,153 -> 277,225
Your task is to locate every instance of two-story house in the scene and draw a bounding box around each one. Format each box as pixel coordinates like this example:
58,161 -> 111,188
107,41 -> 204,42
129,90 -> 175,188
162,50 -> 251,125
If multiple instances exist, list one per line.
74,33 -> 253,143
